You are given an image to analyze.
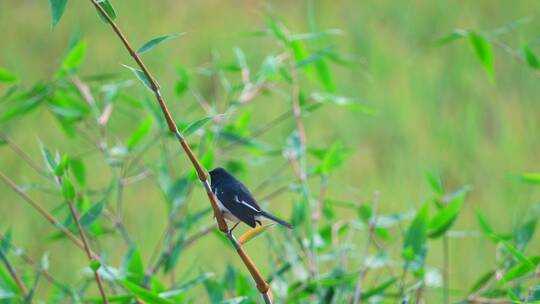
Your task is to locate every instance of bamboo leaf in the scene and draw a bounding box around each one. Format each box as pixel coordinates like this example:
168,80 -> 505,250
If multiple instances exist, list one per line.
127,116 -> 153,150
62,177 -> 76,202
120,280 -> 173,304
70,158 -> 86,187
122,64 -> 153,91
0,68 -> 17,83
137,33 -> 183,55
95,0 -> 116,23
468,32 -> 494,82
49,0 -> 68,28
433,29 -> 468,46
499,256 -> 540,284
523,46 -> 540,70
428,190 -> 466,238
79,200 -> 105,228
519,173 -> 540,185
159,273 -> 214,298
62,41 -> 87,72
181,116 -> 214,137
402,203 -> 430,275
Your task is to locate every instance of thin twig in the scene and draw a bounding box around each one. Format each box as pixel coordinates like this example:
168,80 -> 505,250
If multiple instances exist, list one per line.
352,191 -> 380,304
0,172 -> 98,259
0,133 -> 48,176
0,233 -> 71,295
0,248 -> 30,302
65,196 -> 109,304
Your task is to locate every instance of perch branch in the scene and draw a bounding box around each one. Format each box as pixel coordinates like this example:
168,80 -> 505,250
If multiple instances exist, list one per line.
88,1 -> 272,301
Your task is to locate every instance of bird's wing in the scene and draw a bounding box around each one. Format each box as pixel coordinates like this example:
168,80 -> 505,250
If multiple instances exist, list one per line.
218,183 -> 260,227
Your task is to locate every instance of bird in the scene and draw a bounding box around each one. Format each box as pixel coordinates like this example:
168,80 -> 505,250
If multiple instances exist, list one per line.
209,167 -> 293,231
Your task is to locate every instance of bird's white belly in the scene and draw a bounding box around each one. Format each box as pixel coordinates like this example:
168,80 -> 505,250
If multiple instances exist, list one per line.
215,197 -> 240,222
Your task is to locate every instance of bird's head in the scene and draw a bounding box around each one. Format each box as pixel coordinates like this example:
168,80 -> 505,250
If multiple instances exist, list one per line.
209,167 -> 230,182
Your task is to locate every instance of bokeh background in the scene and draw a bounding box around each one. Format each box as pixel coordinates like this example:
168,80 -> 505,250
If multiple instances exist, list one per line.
1,0 -> 539,302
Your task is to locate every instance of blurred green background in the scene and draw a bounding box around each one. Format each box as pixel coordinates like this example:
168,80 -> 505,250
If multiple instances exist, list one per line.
1,0 -> 539,302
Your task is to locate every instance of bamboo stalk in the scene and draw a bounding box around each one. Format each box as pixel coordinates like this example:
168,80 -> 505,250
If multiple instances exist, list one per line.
0,248 -> 30,303
65,194 -> 109,304
88,1 -> 272,301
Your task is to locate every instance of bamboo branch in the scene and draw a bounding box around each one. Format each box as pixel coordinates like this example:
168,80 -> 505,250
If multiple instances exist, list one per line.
65,190 -> 109,304
0,233 -> 72,296
0,248 -> 30,302
352,191 -> 380,304
0,172 -> 98,260
87,1 -> 272,301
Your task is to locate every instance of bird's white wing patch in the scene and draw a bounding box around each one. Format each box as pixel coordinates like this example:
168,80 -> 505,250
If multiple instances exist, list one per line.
234,195 -> 258,212
240,200 -> 259,212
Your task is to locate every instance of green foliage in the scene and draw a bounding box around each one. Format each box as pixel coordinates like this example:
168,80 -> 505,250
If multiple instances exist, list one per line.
0,68 -> 17,83
127,116 -> 153,150
468,32 -> 494,82
95,0 -> 117,23
402,203 -> 430,276
49,0 -> 68,28
1,4 -> 538,304
122,64 -> 154,91
137,33 -> 183,55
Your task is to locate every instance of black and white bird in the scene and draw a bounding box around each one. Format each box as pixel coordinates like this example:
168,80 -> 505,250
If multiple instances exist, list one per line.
209,167 -> 293,230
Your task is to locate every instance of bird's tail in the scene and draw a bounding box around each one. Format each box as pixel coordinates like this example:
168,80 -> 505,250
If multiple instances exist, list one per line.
259,210 -> 293,229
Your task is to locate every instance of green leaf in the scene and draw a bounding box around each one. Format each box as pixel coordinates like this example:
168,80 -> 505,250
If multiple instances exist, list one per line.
0,96 -> 42,123
54,155 -> 69,176
95,0 -> 117,23
70,158 -> 86,187
314,142 -> 346,175
476,210 -> 495,240
500,239 -> 534,268
514,216 -> 538,250
90,260 -> 101,272
468,32 -> 494,82
49,0 -> 68,28
122,65 -> 153,91
468,270 -> 495,293
137,33 -> 183,55
428,190 -> 466,238
403,203 -> 430,275
181,116 -> 213,137
0,68 -> 17,83
120,280 -> 173,304
165,177 -> 189,207
523,46 -> 540,70
1,228 -> 12,253
426,171 -> 443,195
62,177 -> 76,202
519,173 -> 540,185
127,116 -> 153,150
39,143 -> 57,174
62,41 -> 87,72
433,29 -> 467,46
79,200 -> 105,227
159,273 -> 214,298
266,19 -> 289,45
361,278 -> 396,300
499,256 -> 540,284
314,58 -> 335,93
123,246 -> 144,284
175,65 -> 190,96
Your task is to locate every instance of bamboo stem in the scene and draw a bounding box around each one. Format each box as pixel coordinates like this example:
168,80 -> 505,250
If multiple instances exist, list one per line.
65,196 -> 109,304
0,248 -> 30,303
88,1 -> 272,301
